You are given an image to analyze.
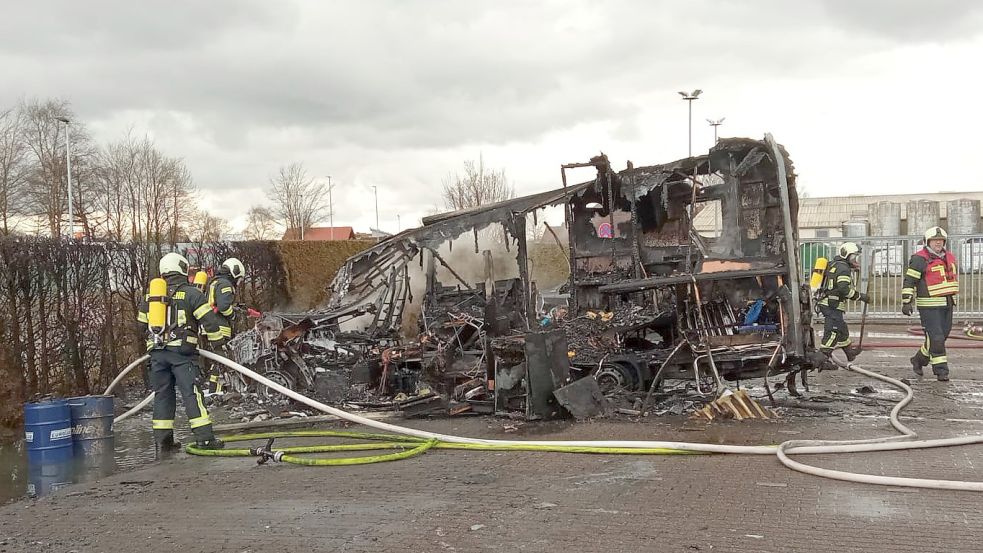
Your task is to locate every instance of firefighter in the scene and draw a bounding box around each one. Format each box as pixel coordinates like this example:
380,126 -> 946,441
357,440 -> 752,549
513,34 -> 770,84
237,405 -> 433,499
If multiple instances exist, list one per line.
902,227 -> 958,381
817,242 -> 870,362
137,252 -> 226,455
203,258 -> 246,395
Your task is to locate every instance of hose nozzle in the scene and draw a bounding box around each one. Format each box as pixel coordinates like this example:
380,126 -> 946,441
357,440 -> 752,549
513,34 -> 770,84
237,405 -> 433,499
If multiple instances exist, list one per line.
250,438 -> 283,465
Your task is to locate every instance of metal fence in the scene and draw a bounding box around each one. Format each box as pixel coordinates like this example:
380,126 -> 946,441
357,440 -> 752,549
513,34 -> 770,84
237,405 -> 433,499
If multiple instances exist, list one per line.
799,234 -> 983,320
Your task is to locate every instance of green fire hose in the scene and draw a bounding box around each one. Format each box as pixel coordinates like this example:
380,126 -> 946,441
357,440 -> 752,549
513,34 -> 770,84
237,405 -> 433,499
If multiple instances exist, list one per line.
185,429 -> 699,466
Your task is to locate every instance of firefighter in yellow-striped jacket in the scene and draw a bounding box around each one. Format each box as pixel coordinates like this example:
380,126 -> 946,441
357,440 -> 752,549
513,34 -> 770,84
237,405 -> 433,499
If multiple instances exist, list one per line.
137,253 -> 226,455
817,242 -> 870,363
902,227 -> 958,381
202,258 -> 245,394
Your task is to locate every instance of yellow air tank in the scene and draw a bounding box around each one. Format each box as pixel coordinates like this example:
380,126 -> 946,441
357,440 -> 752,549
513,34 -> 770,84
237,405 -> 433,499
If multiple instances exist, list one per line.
809,257 -> 828,289
147,277 -> 169,334
193,271 -> 208,292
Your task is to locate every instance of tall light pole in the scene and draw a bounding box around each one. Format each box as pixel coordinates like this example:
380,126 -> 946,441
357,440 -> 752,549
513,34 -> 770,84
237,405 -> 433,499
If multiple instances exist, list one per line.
707,117 -> 725,143
677,89 -> 702,157
325,175 -> 334,240
55,116 -> 73,239
371,185 -> 379,231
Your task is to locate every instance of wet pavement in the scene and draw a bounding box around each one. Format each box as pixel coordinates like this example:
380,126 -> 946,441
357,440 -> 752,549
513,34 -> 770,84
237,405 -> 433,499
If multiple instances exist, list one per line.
1,345 -> 982,552
0,401 -> 202,505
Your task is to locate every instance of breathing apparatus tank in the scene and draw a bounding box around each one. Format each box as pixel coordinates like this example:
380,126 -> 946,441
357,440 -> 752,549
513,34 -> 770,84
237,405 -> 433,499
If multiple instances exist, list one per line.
147,277 -> 170,348
193,271 -> 208,292
809,257 -> 828,290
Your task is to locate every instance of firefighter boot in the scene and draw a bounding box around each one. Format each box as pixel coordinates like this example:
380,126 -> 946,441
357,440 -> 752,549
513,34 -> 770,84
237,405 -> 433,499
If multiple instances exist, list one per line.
195,437 -> 225,450
910,355 -> 924,378
843,345 -> 862,363
155,434 -> 182,459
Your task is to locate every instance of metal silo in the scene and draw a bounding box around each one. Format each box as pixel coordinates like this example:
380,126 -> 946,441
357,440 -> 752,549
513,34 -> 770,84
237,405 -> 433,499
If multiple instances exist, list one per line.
906,200 -> 940,235
867,201 -> 901,236
842,220 -> 868,237
946,199 -> 981,234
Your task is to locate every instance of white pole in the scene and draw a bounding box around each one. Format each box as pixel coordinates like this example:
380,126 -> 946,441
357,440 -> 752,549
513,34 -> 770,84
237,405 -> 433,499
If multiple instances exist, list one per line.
373,185 -> 379,230
328,176 -> 333,241
687,99 -> 692,157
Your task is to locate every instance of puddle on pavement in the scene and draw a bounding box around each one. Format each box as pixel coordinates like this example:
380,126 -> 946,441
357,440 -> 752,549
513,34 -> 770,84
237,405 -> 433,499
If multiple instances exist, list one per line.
0,411 -> 194,505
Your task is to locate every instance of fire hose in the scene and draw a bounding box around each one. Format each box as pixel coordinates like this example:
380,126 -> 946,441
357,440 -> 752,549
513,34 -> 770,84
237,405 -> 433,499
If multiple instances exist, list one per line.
107,349 -> 983,491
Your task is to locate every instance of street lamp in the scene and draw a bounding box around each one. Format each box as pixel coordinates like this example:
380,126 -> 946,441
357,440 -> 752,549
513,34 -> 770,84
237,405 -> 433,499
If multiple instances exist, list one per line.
677,89 -> 703,157
371,185 -> 379,231
299,192 -> 304,241
707,117 -> 725,143
325,176 -> 334,240
55,116 -> 73,239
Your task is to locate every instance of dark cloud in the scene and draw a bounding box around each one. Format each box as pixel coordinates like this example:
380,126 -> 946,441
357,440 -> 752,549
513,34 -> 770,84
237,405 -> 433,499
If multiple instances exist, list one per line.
1,0 -> 980,223
0,1 -> 290,55
0,0 -> 904,151
817,0 -> 983,41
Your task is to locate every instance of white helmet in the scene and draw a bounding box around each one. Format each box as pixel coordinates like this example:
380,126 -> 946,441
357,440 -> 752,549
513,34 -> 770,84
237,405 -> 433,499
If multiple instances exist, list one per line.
222,257 -> 245,280
924,226 -> 948,245
159,252 -> 189,276
838,242 -> 861,259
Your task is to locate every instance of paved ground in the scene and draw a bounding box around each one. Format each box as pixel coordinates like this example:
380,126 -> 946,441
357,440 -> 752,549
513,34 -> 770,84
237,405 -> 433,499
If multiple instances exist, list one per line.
2,347 -> 983,553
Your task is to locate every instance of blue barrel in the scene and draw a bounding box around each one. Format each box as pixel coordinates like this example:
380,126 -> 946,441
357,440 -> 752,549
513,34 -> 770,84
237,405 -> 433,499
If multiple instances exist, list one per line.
24,400 -> 74,465
26,460 -> 74,498
67,395 -> 115,459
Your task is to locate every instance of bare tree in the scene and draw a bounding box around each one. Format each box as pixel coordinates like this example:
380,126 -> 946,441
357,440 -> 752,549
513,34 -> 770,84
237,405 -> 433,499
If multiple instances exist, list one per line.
0,107 -> 29,235
92,132 -> 139,241
18,98 -> 99,239
441,154 -> 514,210
89,132 -> 196,243
266,162 -> 328,238
243,205 -> 278,240
19,98 -> 70,238
184,208 -> 229,244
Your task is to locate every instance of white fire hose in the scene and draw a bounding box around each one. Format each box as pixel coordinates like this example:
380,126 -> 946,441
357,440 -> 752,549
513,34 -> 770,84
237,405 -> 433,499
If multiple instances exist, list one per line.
106,354 -> 152,424
107,349 -> 983,491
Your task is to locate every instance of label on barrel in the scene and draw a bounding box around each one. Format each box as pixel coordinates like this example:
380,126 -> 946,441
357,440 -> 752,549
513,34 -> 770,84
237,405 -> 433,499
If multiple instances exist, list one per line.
50,428 -> 72,441
25,431 -> 33,442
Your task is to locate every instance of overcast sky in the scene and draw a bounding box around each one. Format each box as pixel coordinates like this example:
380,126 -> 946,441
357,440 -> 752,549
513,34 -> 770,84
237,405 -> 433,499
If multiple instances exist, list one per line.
3,0 -> 982,233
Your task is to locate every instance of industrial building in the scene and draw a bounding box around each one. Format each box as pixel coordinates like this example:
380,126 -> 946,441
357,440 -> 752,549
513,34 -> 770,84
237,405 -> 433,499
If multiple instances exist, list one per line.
695,192 -> 983,238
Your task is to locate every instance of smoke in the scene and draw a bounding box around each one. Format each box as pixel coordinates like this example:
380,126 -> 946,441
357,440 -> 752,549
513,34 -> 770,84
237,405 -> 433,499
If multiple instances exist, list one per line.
400,214 -> 568,337
336,212 -> 569,338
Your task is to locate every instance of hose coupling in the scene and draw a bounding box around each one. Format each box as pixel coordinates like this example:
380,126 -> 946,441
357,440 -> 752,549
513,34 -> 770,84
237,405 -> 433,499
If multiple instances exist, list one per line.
250,438 -> 282,465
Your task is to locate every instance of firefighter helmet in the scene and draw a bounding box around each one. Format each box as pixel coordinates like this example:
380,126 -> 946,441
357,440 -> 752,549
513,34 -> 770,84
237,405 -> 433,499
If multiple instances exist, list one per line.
924,226 -> 948,244
222,258 -> 245,280
838,242 -> 861,259
159,252 -> 189,276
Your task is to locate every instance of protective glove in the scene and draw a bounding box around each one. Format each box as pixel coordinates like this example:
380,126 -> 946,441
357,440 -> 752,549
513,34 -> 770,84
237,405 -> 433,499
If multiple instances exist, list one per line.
856,292 -> 870,304
247,308 -> 262,318
901,302 -> 913,316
